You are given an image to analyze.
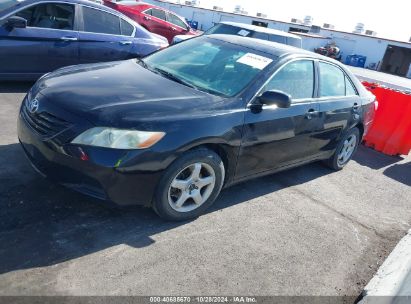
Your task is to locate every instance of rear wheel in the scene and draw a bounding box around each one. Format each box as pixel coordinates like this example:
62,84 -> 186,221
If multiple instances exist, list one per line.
324,127 -> 360,170
153,149 -> 225,221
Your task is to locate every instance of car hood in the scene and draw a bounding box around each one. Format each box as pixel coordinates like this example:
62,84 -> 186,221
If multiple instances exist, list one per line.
33,60 -> 223,128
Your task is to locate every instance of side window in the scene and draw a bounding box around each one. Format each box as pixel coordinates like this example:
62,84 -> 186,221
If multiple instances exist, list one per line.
287,37 -> 302,48
82,6 -> 120,35
263,60 -> 315,100
269,34 -> 287,44
251,32 -> 269,41
144,9 -> 152,15
319,62 -> 345,97
168,13 -> 187,29
150,8 -> 166,21
14,3 -> 75,30
120,19 -> 134,36
345,76 -> 358,96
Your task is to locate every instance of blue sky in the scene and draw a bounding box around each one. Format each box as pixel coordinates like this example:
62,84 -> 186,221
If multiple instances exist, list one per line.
198,0 -> 410,42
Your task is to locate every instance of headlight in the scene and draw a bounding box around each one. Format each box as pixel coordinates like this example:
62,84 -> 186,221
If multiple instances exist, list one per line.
72,127 -> 165,149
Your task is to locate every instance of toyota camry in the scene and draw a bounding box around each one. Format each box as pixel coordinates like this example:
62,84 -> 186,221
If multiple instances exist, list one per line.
18,35 -> 376,221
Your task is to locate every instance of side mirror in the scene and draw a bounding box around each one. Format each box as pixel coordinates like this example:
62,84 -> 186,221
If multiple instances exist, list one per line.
6,16 -> 27,30
258,90 -> 291,108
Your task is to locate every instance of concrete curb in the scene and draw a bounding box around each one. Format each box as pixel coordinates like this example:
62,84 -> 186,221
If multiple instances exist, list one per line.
359,229 -> 411,303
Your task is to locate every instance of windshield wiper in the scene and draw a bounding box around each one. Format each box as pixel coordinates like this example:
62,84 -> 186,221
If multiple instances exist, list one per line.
152,68 -> 197,89
136,58 -> 148,69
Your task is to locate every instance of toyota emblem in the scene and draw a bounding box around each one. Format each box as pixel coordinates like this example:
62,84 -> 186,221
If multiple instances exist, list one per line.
28,98 -> 39,114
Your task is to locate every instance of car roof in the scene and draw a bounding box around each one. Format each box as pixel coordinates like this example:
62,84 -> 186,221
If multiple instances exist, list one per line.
219,21 -> 301,40
207,34 -> 339,62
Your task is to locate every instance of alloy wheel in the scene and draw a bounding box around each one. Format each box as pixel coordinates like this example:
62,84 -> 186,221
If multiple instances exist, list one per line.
337,134 -> 357,166
168,162 -> 216,212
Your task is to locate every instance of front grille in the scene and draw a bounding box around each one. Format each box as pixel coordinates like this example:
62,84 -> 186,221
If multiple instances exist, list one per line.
21,105 -> 71,138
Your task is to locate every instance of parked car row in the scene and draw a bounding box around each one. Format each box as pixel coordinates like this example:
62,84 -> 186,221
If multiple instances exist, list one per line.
0,0 -> 306,81
0,0 -> 168,80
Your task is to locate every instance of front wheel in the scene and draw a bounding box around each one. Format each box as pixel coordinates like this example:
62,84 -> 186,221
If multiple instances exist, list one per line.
152,149 -> 225,221
324,127 -> 360,170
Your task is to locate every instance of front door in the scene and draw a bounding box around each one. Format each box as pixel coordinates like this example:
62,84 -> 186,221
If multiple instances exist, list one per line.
236,59 -> 322,178
0,2 -> 78,77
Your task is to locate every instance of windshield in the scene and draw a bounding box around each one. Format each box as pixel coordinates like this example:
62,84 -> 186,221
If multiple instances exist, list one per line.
143,37 -> 277,97
0,0 -> 22,11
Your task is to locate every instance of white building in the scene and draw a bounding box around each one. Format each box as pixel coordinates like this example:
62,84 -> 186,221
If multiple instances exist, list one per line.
144,0 -> 411,78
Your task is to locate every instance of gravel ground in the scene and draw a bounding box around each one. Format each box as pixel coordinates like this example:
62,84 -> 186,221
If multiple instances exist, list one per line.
0,82 -> 410,297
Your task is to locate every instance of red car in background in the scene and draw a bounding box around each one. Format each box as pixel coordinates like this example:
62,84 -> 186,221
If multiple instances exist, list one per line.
103,1 -> 198,43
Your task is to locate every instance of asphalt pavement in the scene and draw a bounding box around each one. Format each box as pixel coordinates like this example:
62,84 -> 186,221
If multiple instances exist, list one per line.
0,82 -> 410,297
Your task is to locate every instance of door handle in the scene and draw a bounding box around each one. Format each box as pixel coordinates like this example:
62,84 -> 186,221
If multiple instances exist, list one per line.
119,41 -> 132,46
144,16 -> 151,20
305,108 -> 318,120
60,36 -> 78,41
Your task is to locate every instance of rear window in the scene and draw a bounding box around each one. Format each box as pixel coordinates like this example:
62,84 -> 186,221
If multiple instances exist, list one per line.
120,18 -> 134,36
287,37 -> 302,48
167,13 -> 187,29
82,6 -> 120,35
251,32 -> 269,41
269,34 -> 287,44
319,62 -> 346,97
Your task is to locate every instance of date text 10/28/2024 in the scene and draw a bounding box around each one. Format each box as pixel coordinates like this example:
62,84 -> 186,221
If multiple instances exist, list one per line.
150,297 -> 257,303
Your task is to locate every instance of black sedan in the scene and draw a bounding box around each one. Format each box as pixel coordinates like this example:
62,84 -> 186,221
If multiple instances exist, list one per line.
18,35 -> 376,220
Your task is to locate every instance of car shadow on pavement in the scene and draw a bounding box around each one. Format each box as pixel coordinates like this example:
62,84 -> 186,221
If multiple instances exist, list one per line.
353,144 -> 403,170
0,82 -> 34,94
0,143 -> 333,275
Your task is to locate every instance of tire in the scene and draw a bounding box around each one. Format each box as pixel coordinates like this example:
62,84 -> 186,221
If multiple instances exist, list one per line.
152,148 -> 225,221
323,127 -> 360,171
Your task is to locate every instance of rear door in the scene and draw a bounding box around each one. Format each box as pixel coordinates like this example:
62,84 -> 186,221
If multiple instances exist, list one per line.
166,12 -> 189,40
0,2 -> 79,78
311,61 -> 362,154
141,8 -> 170,40
236,59 -> 322,178
78,5 -> 134,63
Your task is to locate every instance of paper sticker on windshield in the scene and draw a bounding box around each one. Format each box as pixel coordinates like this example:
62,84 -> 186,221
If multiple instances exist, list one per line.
236,53 -> 273,70
237,29 -> 250,37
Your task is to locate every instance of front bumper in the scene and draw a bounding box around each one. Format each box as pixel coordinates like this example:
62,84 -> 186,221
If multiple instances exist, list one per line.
17,112 -> 162,206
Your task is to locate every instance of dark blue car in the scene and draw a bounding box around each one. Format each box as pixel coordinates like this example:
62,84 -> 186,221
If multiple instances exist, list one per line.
0,0 -> 168,80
